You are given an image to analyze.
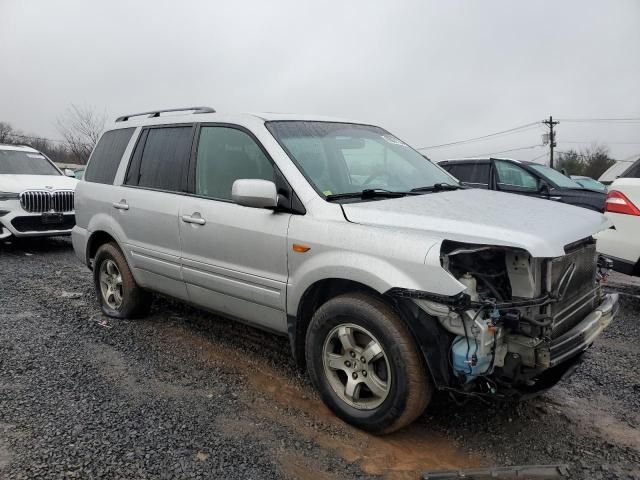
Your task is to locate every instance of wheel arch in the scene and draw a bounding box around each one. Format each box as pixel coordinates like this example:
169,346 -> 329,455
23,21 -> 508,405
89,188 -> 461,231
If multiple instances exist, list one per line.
288,278 -> 449,390
86,230 -> 120,269
289,278 -> 381,368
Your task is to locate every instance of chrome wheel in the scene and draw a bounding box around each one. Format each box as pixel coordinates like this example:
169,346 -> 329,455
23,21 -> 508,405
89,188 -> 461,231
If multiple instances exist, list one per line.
99,259 -> 123,310
322,323 -> 391,410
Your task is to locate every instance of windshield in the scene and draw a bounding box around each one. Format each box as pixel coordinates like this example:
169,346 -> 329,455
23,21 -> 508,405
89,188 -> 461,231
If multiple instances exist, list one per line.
266,121 -> 457,198
529,164 -> 583,189
574,177 -> 606,191
0,150 -> 60,175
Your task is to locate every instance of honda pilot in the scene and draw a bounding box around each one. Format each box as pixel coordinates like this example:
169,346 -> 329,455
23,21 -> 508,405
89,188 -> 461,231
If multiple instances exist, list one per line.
72,107 -> 618,433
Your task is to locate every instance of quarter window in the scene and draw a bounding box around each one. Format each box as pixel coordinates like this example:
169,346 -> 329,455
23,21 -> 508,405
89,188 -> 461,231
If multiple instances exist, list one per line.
84,128 -> 135,184
195,127 -> 274,200
494,160 -> 537,190
125,126 -> 193,191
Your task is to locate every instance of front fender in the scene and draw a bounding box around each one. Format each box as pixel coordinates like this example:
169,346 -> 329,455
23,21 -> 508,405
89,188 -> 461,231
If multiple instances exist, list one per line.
286,247 -> 464,316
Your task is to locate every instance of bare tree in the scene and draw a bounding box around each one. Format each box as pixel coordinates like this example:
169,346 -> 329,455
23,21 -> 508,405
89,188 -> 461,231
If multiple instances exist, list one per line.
56,105 -> 106,164
0,122 -> 16,144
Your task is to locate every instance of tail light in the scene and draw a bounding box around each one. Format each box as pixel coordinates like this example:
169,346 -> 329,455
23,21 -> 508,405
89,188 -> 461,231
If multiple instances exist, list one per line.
604,190 -> 640,216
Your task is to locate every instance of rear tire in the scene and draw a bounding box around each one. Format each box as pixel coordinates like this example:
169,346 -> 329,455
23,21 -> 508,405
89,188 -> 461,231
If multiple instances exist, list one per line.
93,242 -> 151,319
305,292 -> 431,434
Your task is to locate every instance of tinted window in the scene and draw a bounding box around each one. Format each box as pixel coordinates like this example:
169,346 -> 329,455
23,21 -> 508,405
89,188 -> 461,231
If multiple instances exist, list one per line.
621,159 -> 640,178
126,126 -> 193,191
495,160 -> 537,190
445,163 -> 490,187
0,150 -> 60,175
85,128 -> 135,184
195,127 -> 274,200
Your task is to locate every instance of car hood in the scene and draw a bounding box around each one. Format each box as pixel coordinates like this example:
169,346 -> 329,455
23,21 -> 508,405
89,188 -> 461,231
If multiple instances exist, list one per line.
0,174 -> 78,192
341,189 -> 611,258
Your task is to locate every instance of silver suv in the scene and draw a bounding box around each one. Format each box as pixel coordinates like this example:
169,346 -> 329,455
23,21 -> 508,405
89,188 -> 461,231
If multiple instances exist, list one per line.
72,107 -> 618,433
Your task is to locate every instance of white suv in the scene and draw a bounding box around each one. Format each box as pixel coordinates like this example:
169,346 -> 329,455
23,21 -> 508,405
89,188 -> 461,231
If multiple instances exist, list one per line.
72,107 -> 618,433
0,144 -> 78,240
596,159 -> 640,276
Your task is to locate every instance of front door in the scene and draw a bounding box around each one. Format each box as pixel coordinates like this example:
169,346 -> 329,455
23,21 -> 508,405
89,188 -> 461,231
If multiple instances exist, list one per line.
179,125 -> 291,332
492,159 -> 546,200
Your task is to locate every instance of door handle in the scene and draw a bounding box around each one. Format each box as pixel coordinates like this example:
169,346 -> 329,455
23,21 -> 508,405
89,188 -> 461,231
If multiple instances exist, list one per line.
181,214 -> 206,225
112,200 -> 129,210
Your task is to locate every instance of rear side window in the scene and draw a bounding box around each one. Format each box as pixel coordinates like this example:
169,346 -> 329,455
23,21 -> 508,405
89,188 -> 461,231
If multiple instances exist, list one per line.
125,126 -> 193,191
621,159 -> 640,178
84,128 -> 135,184
445,163 -> 490,188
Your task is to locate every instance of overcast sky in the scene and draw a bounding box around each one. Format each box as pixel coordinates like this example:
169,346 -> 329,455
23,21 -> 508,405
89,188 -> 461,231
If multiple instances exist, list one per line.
1,0 -> 639,164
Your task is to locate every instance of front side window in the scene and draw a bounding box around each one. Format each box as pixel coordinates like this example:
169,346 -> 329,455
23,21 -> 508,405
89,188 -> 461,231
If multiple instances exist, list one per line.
266,121 -> 456,198
0,150 -> 60,175
85,128 -> 135,184
126,126 -> 193,191
529,164 -> 583,189
494,160 -> 538,190
195,126 -> 274,200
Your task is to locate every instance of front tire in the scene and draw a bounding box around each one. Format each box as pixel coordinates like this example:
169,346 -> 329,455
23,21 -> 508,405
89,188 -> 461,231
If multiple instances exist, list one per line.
305,292 -> 431,434
93,242 -> 151,319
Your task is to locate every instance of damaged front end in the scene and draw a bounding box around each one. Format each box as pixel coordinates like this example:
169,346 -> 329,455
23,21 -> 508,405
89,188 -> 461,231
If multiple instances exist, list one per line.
390,238 -> 618,399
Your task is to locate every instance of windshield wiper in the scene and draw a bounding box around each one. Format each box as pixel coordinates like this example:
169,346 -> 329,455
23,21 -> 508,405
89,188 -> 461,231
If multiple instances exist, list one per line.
410,183 -> 463,193
325,189 -> 408,201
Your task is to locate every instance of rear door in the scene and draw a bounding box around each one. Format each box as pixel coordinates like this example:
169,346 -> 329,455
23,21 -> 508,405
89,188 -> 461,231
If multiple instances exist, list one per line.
114,124 -> 195,300
444,161 -> 491,189
179,124 -> 291,332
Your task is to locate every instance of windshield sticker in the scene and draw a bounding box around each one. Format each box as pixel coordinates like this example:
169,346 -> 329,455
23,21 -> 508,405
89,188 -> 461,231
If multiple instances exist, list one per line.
381,134 -> 409,147
323,190 -> 333,196
26,154 -> 45,159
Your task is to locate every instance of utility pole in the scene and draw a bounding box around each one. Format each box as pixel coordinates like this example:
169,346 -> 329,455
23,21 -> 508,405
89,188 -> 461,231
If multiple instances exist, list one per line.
543,116 -> 559,168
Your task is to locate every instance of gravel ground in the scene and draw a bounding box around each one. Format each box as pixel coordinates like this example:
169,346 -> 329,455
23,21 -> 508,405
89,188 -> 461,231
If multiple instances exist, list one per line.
0,237 -> 638,479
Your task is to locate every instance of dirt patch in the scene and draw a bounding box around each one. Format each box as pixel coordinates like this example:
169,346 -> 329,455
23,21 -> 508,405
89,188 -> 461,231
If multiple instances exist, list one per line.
548,389 -> 640,452
163,325 -> 480,479
90,342 -> 215,400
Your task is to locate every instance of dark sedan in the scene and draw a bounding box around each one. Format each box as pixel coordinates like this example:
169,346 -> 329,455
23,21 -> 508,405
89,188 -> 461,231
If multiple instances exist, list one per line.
439,158 -> 606,212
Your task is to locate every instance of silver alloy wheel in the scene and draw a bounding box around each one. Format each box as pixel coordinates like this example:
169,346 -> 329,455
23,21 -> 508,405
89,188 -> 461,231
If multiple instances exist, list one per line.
322,323 -> 391,410
99,259 -> 123,310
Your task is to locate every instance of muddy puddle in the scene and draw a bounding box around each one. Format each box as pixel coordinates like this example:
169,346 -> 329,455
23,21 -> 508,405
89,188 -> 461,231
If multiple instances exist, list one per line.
162,325 -> 480,479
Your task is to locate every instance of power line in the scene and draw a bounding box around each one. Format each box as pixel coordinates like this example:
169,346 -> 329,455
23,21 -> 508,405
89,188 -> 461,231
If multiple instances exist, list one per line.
559,141 -> 640,145
468,144 -> 543,158
417,122 -> 541,150
557,117 -> 640,123
529,151 -> 549,163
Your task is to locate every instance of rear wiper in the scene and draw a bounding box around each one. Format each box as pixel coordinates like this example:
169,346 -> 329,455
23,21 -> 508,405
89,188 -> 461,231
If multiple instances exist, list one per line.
410,183 -> 463,193
325,189 -> 408,201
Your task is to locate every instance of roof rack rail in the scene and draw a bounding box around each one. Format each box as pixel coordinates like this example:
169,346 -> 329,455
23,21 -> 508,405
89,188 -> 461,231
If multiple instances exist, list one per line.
115,106 -> 216,122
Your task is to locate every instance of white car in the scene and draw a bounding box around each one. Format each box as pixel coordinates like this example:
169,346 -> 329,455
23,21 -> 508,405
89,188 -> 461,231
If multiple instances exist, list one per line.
0,144 -> 78,240
596,159 -> 640,276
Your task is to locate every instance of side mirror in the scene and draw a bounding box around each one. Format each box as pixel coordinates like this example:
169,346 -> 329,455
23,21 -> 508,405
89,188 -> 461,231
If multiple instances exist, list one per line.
64,168 -> 76,178
232,179 -> 278,209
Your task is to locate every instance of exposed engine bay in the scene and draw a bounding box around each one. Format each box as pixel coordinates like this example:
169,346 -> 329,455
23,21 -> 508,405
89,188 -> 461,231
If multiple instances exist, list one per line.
410,238 -> 616,398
